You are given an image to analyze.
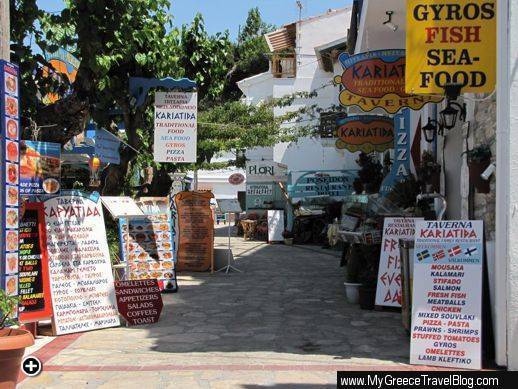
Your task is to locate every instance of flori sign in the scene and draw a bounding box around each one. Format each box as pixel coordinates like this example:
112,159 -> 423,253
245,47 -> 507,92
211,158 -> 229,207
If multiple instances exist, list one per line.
334,50 -> 443,114
406,0 -> 496,94
410,220 -> 483,370
246,161 -> 287,183
335,116 -> 394,153
154,91 -> 197,163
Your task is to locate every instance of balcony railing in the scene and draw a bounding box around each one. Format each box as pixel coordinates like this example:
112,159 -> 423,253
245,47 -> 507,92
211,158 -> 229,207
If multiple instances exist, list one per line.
271,54 -> 296,78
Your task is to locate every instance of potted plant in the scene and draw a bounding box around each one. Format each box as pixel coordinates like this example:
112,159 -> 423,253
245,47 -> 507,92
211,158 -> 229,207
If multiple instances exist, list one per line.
355,152 -> 383,194
416,151 -> 441,193
282,230 -> 294,245
465,144 -> 492,193
1,290 -> 35,389
357,244 -> 381,310
343,245 -> 362,304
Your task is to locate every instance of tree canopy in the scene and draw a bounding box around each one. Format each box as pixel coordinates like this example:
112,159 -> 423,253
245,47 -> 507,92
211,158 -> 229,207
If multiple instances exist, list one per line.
9,1 -> 310,195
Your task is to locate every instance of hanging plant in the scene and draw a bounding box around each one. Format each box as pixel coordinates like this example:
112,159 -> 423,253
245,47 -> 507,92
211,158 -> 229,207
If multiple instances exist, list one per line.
416,151 -> 441,193
464,144 -> 492,193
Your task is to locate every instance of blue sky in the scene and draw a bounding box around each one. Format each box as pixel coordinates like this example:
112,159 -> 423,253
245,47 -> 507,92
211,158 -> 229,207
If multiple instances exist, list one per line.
37,0 -> 352,39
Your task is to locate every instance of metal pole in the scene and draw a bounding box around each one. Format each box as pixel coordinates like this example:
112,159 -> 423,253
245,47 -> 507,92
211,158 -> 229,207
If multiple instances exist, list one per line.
0,0 -> 9,61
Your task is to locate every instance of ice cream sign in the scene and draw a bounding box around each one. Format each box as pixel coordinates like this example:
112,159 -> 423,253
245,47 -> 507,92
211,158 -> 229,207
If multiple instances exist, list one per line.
334,50 -> 443,114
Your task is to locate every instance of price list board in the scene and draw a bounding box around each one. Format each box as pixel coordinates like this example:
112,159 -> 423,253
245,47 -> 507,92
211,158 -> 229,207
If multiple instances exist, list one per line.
18,203 -> 52,322
0,60 -> 21,302
410,220 -> 483,370
119,214 -> 178,292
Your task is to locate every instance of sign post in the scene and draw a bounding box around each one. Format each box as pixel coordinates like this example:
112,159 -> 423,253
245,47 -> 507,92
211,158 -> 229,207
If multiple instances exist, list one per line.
410,220 -> 483,369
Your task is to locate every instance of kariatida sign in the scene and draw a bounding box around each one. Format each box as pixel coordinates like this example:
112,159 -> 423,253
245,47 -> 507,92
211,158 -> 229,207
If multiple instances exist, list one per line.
335,116 -> 394,153
410,220 -> 483,370
44,192 -> 120,335
154,91 -> 197,163
334,50 -> 443,114
406,0 -> 497,94
375,217 -> 422,308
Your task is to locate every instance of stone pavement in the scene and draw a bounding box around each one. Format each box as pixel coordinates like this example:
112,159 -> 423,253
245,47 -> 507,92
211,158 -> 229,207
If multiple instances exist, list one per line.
19,226 -> 415,389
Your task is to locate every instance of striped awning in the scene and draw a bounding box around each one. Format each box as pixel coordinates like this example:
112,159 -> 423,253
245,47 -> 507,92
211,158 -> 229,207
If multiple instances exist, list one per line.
265,23 -> 296,52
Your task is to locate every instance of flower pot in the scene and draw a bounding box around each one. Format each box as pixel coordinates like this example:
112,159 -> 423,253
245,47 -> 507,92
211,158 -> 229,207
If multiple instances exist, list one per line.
358,286 -> 377,310
0,328 -> 35,389
343,282 -> 361,304
469,159 -> 491,194
284,238 -> 294,246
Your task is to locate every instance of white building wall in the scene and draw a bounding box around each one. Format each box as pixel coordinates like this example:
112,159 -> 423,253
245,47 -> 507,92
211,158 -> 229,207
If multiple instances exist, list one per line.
500,0 -> 518,370
239,8 -> 357,175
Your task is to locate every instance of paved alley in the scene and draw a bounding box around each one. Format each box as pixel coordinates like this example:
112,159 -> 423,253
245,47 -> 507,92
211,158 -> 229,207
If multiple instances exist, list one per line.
20,227 -> 412,388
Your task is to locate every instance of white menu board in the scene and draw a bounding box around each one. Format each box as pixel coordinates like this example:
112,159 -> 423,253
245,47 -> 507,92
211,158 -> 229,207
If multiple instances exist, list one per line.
375,217 -> 422,307
410,220 -> 483,370
101,196 -> 144,218
44,192 -> 120,335
154,91 -> 197,163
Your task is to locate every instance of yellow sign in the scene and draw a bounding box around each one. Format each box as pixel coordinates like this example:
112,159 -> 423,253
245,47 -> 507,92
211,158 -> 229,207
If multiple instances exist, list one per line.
406,0 -> 497,94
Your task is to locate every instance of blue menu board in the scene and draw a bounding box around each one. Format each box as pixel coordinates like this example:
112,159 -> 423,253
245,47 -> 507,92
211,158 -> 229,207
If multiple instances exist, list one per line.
0,60 -> 21,303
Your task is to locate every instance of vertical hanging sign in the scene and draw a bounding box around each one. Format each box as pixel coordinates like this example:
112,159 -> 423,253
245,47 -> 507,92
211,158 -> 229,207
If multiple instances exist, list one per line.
154,91 -> 197,163
410,220 -> 483,370
1,60 -> 21,304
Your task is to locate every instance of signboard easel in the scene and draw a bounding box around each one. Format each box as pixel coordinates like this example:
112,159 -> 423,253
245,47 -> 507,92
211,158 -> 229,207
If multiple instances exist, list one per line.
216,199 -> 242,274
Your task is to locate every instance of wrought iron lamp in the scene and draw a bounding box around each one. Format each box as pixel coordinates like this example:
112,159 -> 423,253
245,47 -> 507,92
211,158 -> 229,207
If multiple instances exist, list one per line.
422,83 -> 467,143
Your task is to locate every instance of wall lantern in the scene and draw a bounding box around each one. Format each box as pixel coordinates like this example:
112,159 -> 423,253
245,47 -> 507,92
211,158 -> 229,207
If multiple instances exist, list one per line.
422,83 -> 467,143
422,118 -> 440,143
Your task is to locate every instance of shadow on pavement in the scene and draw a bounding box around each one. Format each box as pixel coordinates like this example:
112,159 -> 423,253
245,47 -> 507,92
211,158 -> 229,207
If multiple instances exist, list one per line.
144,228 -> 410,364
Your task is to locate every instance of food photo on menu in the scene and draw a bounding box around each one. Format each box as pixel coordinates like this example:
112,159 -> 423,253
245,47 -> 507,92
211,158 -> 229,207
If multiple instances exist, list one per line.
6,118 -> 18,139
6,186 -> 18,206
5,95 -> 18,116
6,162 -> 18,185
6,230 -> 18,252
19,140 -> 61,195
5,208 -> 19,229
6,140 -> 19,162
5,253 -> 18,274
4,71 -> 18,95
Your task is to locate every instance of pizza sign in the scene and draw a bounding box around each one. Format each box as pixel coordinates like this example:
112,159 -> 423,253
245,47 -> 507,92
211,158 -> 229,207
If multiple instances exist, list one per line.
334,50 -> 443,114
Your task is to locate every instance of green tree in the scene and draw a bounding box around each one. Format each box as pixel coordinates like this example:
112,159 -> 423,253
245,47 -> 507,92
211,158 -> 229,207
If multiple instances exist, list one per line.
223,7 -> 275,100
179,14 -> 233,101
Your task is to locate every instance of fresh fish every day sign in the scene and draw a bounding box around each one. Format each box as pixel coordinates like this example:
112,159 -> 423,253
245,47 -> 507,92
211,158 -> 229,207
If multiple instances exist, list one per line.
410,220 -> 483,370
